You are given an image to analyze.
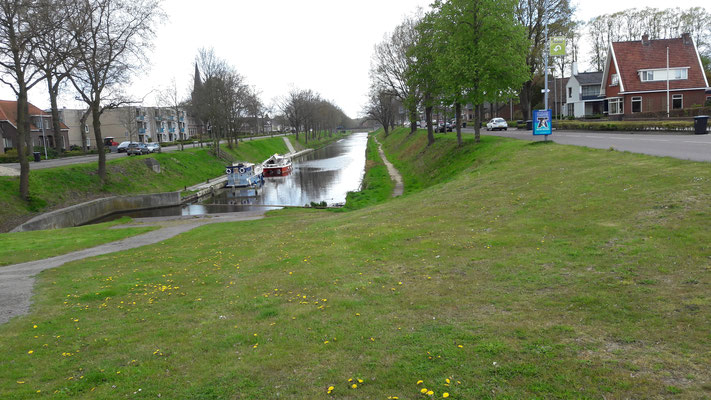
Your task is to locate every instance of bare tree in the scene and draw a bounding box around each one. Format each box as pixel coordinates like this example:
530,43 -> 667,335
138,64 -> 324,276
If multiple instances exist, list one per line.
32,0 -> 76,152
0,0 -> 49,200
370,14 -> 421,134
67,0 -> 163,183
363,87 -> 397,136
118,107 -> 138,144
159,78 -> 187,150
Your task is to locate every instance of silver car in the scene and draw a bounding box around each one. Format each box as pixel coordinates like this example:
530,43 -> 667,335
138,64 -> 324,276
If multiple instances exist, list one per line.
146,142 -> 161,153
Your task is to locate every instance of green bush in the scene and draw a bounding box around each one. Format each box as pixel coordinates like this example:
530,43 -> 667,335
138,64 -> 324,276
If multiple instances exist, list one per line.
553,120 -> 694,132
0,149 -> 18,163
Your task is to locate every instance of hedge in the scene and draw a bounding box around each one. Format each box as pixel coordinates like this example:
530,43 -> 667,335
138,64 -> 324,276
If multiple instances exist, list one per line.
553,120 -> 694,132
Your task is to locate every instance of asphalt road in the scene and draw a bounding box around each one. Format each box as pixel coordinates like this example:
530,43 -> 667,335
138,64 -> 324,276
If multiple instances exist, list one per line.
464,128 -> 711,162
0,134 -> 289,173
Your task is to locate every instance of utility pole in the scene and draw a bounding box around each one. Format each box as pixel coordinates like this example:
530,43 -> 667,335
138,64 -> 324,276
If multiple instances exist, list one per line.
666,46 -> 670,118
543,0 -> 550,115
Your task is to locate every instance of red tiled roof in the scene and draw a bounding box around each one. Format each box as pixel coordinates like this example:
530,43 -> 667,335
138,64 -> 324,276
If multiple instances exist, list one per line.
611,37 -> 708,93
0,100 -> 69,130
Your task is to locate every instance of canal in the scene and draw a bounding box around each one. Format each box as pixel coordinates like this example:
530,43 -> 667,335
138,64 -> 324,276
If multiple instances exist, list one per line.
99,132 -> 369,220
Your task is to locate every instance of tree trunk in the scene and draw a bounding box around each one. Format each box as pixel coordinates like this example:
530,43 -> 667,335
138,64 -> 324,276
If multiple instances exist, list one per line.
48,77 -> 64,152
79,109 -> 89,154
474,104 -> 482,143
455,102 -> 462,147
425,105 -> 434,146
519,80 -> 533,121
16,89 -> 31,200
409,105 -> 418,134
91,104 -> 107,183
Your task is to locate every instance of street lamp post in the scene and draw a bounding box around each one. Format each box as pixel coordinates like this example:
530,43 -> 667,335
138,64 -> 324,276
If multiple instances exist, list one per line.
41,116 -> 48,160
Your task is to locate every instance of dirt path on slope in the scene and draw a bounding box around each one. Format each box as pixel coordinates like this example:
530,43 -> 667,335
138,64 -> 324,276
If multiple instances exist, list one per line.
373,136 -> 404,197
0,211 -> 267,325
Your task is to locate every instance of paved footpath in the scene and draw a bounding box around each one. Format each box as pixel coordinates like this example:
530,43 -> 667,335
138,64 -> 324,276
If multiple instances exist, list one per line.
373,136 -> 404,197
0,211 -> 267,325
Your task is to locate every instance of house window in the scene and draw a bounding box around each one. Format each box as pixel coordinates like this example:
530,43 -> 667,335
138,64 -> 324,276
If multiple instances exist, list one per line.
567,103 -> 574,116
568,87 -> 572,98
610,74 -> 619,86
640,68 -> 688,82
3,137 -> 11,148
609,98 -> 623,115
582,85 -> 600,97
672,94 -> 683,110
631,97 -> 642,113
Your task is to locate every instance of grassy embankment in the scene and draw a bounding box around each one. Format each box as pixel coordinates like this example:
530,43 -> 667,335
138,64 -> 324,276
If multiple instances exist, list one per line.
2,127 -> 711,398
290,131 -> 352,152
340,133 -> 394,211
0,217 -> 157,266
0,137 -> 290,232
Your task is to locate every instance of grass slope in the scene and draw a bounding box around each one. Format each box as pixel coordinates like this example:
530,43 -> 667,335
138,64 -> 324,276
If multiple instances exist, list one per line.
1,129 -> 710,398
0,218 -> 157,266
0,137 -> 292,232
340,133 -> 394,211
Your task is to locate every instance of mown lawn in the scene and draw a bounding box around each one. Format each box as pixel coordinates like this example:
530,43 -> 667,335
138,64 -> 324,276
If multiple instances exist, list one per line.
0,218 -> 157,267
1,128 -> 710,398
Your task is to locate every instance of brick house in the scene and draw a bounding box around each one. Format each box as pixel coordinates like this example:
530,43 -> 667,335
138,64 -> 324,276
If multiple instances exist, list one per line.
600,33 -> 710,116
0,100 -> 69,154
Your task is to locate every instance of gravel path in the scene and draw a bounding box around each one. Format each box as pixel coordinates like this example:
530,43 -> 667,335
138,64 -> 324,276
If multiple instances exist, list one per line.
373,136 -> 404,197
0,211 -> 267,325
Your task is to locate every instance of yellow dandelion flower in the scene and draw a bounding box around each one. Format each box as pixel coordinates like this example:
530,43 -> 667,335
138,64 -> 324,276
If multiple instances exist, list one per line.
421,388 -> 428,394
457,345 -> 463,348
446,378 -> 451,384
27,350 -> 33,354
328,386 -> 334,391
348,378 -> 353,382
33,325 -> 37,329
16,381 -> 25,384
417,380 -> 423,385
427,390 -> 434,395
443,393 -> 450,398
323,340 -> 329,344
357,378 -> 363,383
351,384 -> 357,389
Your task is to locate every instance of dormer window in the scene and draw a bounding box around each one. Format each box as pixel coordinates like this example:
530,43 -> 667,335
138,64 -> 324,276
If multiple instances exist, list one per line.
610,74 -> 619,86
639,68 -> 688,82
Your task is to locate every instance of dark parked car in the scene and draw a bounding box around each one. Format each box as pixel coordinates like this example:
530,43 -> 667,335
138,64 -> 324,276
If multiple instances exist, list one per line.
126,142 -> 149,156
117,141 -> 133,153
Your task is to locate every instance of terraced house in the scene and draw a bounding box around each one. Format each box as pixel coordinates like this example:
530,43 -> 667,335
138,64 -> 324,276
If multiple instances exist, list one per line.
601,33 -> 710,116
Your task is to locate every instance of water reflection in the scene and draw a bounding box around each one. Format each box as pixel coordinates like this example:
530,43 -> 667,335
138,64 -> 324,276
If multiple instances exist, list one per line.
206,132 -> 368,207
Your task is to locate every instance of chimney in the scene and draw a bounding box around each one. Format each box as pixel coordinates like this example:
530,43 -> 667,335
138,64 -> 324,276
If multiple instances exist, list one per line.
682,32 -> 691,46
642,34 -> 650,46
571,62 -> 578,76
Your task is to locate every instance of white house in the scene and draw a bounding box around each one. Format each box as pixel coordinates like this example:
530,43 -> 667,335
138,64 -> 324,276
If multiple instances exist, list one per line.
564,63 -> 606,118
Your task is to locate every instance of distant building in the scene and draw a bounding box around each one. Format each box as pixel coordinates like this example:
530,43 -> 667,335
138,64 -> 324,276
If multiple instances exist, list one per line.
0,100 -> 69,154
564,64 -> 605,118
600,33 -> 710,116
60,106 -> 192,149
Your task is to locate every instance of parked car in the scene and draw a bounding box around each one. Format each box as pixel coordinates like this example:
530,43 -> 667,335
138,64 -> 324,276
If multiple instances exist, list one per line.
146,142 -> 161,153
436,123 -> 453,133
117,141 -> 133,153
126,142 -> 149,156
486,118 -> 508,131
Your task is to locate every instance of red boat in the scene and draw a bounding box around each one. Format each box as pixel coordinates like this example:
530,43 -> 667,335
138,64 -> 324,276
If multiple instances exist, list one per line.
262,153 -> 292,177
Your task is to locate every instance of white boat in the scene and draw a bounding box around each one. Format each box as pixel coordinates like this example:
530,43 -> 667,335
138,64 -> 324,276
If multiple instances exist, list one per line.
225,162 -> 264,188
262,153 -> 293,177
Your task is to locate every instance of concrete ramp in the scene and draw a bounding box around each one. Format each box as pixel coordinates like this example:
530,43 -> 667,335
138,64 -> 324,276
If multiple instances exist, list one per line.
283,137 -> 296,154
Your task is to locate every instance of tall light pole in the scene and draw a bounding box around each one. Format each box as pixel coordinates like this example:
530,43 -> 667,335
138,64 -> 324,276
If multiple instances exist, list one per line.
543,0 -> 550,113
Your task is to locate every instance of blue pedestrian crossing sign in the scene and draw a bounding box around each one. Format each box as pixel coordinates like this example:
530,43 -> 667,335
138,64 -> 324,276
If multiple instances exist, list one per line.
533,109 -> 552,136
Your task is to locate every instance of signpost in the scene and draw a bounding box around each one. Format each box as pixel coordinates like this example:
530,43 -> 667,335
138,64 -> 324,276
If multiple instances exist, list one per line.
533,109 -> 552,141
550,36 -> 566,56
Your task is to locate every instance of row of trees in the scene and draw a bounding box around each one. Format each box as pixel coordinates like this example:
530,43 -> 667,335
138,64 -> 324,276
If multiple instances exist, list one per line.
366,0 -> 545,146
190,48 -> 265,155
277,88 -> 352,145
0,0 -> 163,200
587,7 -> 711,71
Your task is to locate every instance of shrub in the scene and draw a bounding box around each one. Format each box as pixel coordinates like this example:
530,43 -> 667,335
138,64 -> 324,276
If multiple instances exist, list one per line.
0,149 -> 19,163
553,120 -> 694,132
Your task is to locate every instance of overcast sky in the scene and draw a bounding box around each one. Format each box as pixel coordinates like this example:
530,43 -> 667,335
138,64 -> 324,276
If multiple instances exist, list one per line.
1,0 -> 709,118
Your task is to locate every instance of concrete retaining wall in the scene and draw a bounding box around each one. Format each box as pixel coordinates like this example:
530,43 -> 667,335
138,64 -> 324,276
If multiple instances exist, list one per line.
12,192 -> 181,232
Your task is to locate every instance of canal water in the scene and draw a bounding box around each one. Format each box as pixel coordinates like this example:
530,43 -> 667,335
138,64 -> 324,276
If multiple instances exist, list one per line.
97,132 -> 369,221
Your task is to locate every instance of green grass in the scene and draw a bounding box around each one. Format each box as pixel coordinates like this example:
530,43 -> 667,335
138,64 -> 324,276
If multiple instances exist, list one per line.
0,217 -> 157,266
222,136 -> 291,163
339,133 -> 394,211
2,129 -> 711,398
291,131 -> 351,151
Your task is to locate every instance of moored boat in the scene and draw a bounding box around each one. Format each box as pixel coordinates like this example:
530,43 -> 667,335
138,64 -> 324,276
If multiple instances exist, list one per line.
225,162 -> 264,187
262,153 -> 292,177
